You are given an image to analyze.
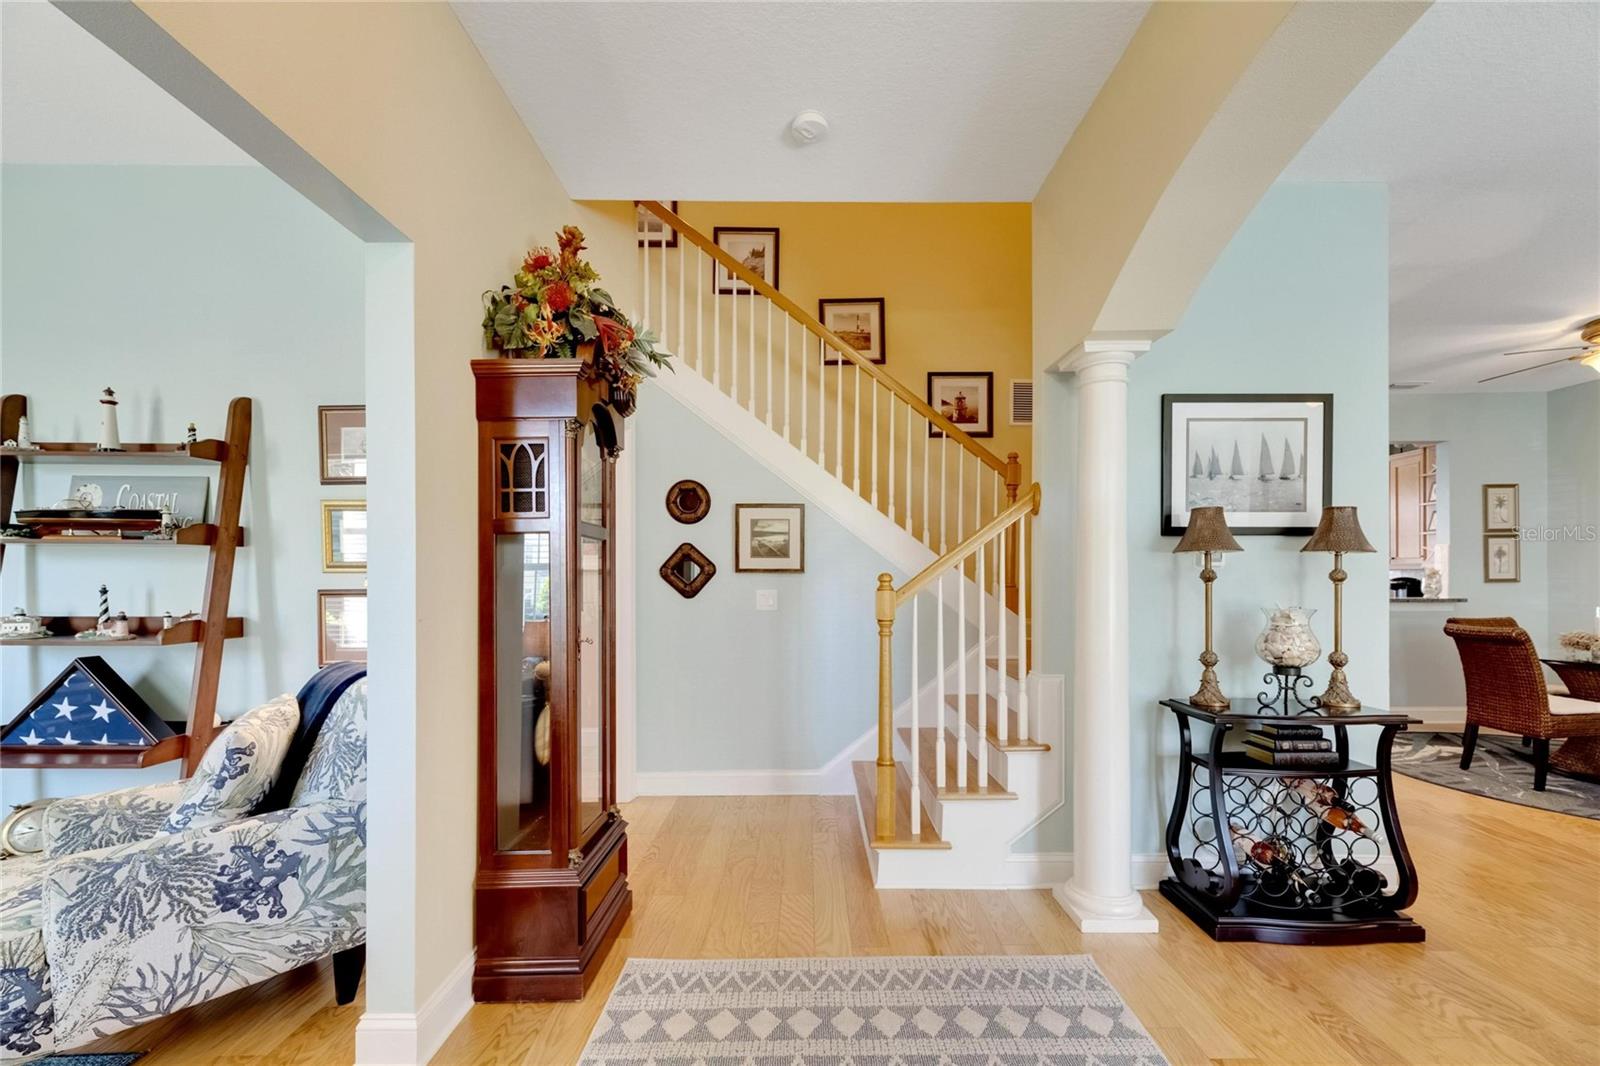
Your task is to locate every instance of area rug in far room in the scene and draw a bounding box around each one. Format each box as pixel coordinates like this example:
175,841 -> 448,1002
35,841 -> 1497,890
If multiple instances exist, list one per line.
1393,731 -> 1600,819
578,955 -> 1169,1065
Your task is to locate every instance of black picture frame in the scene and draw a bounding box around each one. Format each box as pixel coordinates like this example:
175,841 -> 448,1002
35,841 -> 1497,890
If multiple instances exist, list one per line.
819,297 -> 887,365
712,226 -> 780,295
926,372 -> 995,439
1160,393 -> 1334,537
636,200 -> 679,248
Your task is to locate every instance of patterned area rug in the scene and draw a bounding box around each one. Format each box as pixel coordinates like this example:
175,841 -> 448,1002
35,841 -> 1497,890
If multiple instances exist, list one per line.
1393,732 -> 1600,819
578,955 -> 1169,1065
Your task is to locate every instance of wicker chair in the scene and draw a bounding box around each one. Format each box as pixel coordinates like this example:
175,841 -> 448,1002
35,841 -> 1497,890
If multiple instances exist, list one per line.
1443,617 -> 1600,790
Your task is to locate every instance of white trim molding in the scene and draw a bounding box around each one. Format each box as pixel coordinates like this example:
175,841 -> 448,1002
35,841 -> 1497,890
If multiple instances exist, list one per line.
354,951 -> 475,1066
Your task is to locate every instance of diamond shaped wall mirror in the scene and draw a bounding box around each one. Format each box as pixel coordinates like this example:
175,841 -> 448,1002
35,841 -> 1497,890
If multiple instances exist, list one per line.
660,543 -> 715,598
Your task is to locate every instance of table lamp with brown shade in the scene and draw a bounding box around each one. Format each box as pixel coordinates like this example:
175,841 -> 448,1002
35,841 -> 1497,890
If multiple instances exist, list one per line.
1301,506 -> 1377,711
1174,507 -> 1243,709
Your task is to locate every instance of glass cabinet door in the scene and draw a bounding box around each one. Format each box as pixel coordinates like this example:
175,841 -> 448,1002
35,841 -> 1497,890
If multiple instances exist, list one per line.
494,532 -> 552,852
574,423 -> 612,846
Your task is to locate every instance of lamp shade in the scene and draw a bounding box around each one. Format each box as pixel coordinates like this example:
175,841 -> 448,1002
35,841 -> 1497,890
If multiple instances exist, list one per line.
1174,506 -> 1242,554
1301,505 -> 1376,554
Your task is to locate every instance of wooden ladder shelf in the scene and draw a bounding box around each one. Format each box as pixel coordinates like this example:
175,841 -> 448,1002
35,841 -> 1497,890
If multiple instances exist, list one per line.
0,393 -> 251,774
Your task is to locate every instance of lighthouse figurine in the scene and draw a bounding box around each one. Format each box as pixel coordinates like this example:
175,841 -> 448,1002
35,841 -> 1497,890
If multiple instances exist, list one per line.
96,388 -> 124,452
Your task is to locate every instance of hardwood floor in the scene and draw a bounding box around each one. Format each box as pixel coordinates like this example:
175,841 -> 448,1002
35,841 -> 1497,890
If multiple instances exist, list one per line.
84,775 -> 1599,1065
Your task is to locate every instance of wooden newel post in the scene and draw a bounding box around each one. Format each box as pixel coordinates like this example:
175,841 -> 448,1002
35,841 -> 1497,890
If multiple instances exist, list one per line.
875,573 -> 897,842
1004,452 -> 1022,612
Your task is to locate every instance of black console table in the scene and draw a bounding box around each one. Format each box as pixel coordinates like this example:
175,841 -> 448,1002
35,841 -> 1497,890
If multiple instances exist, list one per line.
1159,695 -> 1425,945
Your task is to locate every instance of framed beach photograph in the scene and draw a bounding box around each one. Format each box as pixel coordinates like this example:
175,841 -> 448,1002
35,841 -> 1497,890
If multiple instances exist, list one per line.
713,227 -> 779,294
1483,483 -> 1519,532
1161,394 -> 1333,536
317,588 -> 368,665
318,405 -> 367,485
927,372 -> 994,438
636,200 -> 679,247
735,503 -> 805,572
1483,533 -> 1521,583
321,500 -> 368,572
819,298 -> 886,365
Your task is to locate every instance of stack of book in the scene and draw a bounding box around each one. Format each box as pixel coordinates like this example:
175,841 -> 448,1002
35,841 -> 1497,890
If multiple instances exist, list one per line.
1242,722 -> 1338,768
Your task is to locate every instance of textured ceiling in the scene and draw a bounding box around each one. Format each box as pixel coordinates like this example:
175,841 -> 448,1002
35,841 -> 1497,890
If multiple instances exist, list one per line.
1286,1 -> 1599,393
454,1 -> 1147,201
1,1 -> 252,166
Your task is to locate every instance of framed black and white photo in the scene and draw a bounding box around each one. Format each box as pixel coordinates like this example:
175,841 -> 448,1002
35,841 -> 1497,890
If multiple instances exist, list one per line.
819,298 -> 886,365
735,503 -> 805,572
713,227 -> 779,294
318,405 -> 366,484
1483,533 -> 1521,583
322,500 -> 367,572
927,372 -> 994,438
1482,483 -> 1519,532
318,588 -> 368,665
1162,394 -> 1333,536
636,200 -> 679,247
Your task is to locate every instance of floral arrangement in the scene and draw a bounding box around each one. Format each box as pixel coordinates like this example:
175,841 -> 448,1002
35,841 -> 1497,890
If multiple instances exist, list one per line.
1558,631 -> 1600,656
482,225 -> 670,413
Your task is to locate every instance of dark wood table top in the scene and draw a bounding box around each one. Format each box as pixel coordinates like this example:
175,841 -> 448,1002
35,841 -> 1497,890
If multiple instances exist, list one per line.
1159,698 -> 1418,727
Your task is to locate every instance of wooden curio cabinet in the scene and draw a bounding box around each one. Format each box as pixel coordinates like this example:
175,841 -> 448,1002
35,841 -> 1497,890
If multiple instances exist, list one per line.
471,358 -> 630,1001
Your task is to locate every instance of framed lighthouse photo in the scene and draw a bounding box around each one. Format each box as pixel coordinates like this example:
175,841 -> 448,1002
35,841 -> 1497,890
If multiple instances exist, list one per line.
1161,394 -> 1333,537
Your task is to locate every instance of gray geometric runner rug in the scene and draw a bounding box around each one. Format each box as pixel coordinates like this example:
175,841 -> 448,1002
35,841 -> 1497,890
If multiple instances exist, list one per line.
578,955 -> 1170,1065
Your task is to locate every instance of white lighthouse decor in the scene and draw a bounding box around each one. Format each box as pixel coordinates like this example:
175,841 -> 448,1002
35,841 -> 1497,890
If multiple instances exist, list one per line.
96,388 -> 124,452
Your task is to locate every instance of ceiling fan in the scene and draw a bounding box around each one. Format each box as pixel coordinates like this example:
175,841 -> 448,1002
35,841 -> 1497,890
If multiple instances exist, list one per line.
1479,316 -> 1600,383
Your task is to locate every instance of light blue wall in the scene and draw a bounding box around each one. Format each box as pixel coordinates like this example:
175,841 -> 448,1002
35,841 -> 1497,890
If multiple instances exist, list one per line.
1389,391 -> 1553,708
1022,183 -> 1391,852
634,385 -> 915,773
1,165 -> 365,806
1547,380 -> 1600,641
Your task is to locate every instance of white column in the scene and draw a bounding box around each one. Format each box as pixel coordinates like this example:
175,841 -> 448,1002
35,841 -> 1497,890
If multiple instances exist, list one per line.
1052,338 -> 1158,933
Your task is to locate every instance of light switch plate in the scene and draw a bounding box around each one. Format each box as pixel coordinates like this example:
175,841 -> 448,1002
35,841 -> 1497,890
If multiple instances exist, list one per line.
755,589 -> 778,611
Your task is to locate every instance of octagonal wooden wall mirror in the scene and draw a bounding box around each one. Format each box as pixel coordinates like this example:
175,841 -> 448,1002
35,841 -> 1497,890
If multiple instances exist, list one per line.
666,479 -> 711,524
660,543 -> 716,598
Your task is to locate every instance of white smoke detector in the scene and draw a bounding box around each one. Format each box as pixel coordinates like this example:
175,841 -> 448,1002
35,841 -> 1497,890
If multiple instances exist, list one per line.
790,110 -> 829,145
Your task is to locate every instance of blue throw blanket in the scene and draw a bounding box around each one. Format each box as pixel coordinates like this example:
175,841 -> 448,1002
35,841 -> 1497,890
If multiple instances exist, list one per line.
255,662 -> 367,814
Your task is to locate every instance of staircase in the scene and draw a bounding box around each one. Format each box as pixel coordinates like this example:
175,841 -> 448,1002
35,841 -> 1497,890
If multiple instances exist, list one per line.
635,202 -> 1054,888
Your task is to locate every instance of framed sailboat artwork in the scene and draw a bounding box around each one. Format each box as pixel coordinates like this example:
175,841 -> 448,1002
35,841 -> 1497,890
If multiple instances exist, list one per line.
1161,394 -> 1333,536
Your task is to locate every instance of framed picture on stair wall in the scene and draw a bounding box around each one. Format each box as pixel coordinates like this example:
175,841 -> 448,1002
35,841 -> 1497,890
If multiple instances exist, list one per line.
1161,394 -> 1333,537
734,503 -> 805,572
713,227 -> 779,294
926,372 -> 994,439
819,298 -> 886,365
636,200 -> 679,247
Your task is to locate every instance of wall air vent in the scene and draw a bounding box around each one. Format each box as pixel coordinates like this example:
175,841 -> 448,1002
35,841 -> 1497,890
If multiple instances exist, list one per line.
1389,382 -> 1430,391
1009,379 -> 1034,425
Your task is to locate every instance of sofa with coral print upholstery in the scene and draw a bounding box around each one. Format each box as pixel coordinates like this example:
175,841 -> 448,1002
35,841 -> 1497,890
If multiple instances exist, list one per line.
0,665 -> 367,1060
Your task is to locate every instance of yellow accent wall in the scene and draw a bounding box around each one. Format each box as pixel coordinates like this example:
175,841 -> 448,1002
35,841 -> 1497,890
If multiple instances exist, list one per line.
676,202 -> 1034,487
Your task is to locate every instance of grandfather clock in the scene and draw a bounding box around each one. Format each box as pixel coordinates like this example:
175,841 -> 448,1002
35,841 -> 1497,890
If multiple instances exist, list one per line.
471,358 -> 630,1001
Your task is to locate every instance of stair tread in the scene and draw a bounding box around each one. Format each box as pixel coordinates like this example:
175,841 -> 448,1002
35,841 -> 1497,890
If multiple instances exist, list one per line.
985,656 -> 1025,680
946,694 -> 1050,752
897,726 -> 1016,800
852,761 -> 951,849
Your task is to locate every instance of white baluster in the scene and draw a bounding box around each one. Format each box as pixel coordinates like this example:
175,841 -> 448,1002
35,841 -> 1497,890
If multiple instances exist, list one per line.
712,254 -> 721,389
956,550 -> 968,790
977,539 -> 988,791
800,331 -> 809,459
834,352 -> 843,481
1018,514 -> 1029,742
870,380 -> 879,509
747,288 -> 755,409
695,246 -> 703,375
641,221 -> 650,330
921,419 -> 929,546
732,291 -> 740,404
853,363 -> 862,496
998,520 -> 1009,744
658,229 -> 666,345
939,441 -> 947,552
677,239 -> 685,364
935,571 -> 947,790
973,453 -> 980,542
957,445 -> 965,543
911,591 -> 921,837
765,300 -> 773,428
886,397 -> 894,519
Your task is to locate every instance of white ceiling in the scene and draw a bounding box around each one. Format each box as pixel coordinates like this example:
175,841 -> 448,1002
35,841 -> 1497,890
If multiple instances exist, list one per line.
453,1 -> 1147,202
1,1 -> 253,166
1285,1 -> 1599,393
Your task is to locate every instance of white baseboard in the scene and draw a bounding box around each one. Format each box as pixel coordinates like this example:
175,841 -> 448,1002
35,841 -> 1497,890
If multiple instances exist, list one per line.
1001,851 -> 1167,890
354,950 -> 475,1066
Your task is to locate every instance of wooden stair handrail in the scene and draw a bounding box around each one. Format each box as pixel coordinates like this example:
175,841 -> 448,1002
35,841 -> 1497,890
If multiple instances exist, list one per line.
636,200 -> 1010,478
893,484 -> 1040,607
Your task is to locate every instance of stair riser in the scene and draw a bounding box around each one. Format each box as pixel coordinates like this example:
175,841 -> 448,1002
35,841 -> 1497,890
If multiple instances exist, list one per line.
889,731 -> 1044,841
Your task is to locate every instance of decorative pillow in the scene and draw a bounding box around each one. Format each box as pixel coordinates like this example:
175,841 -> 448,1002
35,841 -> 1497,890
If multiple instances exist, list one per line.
163,694 -> 299,833
290,678 -> 368,806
